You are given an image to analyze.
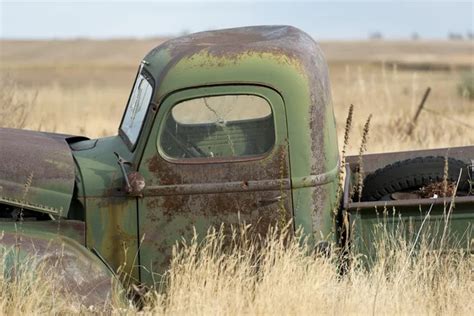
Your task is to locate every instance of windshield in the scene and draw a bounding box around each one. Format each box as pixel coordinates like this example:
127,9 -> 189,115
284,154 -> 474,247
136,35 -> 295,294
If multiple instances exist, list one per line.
120,71 -> 153,147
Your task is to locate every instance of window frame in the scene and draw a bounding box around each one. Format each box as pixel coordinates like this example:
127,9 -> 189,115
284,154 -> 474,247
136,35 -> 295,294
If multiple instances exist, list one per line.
156,87 -> 283,165
119,66 -> 155,151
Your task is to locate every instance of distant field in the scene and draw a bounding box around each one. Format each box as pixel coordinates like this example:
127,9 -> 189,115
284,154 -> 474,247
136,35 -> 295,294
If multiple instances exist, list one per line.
2,38 -> 472,66
0,38 -> 473,154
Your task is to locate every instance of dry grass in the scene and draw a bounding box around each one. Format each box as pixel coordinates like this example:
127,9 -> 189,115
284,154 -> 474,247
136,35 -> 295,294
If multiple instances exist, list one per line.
331,63 -> 474,154
142,226 -> 472,315
0,78 -> 37,129
0,39 -> 473,314
1,224 -> 472,315
17,83 -> 126,137
0,247 -> 83,314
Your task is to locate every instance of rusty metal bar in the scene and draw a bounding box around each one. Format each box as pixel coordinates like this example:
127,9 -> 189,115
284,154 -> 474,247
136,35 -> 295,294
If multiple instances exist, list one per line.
291,164 -> 339,188
346,195 -> 474,211
143,166 -> 338,197
342,163 -> 353,209
144,178 -> 292,196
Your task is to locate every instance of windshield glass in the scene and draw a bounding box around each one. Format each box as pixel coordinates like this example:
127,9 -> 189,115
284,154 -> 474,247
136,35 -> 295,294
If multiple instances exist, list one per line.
120,72 -> 153,147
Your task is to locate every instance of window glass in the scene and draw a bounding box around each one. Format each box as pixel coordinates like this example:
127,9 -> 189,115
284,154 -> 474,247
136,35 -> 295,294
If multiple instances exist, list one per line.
160,95 -> 275,159
121,73 -> 153,146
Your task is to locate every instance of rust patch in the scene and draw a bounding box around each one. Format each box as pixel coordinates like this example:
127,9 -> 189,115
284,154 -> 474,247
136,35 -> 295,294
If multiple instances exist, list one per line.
0,128 -> 74,180
145,145 -> 289,220
151,25 -> 305,63
140,143 -> 293,280
148,154 -> 181,185
0,128 -> 76,214
146,144 -> 289,186
146,26 -> 316,97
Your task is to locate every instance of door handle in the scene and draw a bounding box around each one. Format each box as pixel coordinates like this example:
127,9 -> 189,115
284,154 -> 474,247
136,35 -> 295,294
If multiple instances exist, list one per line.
257,195 -> 284,207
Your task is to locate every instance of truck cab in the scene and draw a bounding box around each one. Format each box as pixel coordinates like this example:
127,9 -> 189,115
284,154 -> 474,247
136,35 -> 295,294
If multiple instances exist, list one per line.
1,25 -> 340,290
73,25 -> 340,284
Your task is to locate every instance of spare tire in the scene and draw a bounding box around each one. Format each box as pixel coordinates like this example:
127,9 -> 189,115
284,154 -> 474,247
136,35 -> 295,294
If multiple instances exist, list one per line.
362,156 -> 470,201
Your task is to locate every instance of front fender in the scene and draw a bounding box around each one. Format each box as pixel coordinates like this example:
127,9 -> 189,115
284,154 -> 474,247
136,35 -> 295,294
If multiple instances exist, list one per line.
0,221 -> 120,307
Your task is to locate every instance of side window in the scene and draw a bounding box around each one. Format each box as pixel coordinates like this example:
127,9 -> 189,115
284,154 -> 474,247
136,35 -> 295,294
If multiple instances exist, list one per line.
160,95 -> 275,160
120,72 -> 153,147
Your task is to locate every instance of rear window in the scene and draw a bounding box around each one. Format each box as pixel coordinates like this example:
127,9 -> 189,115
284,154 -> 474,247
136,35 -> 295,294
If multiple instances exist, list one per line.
160,95 -> 275,160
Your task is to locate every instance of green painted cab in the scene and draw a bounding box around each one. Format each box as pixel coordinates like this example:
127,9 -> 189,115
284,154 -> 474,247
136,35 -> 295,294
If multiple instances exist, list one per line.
72,25 -> 340,283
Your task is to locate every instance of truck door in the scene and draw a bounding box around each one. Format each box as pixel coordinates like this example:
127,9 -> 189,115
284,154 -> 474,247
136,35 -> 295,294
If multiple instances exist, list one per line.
137,85 -> 292,284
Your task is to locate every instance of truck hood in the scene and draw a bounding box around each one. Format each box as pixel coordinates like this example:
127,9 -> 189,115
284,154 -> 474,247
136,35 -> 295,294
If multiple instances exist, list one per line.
0,128 -> 78,216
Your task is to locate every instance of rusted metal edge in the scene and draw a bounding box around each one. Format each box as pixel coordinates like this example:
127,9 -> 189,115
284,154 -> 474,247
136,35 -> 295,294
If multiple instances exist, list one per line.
346,195 -> 474,212
0,196 -> 61,215
158,150 -> 273,165
291,164 -> 339,188
144,178 -> 291,196
342,163 -> 352,209
143,165 -> 338,197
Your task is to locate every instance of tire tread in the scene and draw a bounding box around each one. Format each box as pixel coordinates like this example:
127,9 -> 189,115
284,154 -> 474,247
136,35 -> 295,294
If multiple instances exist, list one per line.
362,156 -> 469,201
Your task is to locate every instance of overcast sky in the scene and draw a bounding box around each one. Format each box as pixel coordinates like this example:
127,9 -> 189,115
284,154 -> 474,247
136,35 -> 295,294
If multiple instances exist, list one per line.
1,0 -> 472,40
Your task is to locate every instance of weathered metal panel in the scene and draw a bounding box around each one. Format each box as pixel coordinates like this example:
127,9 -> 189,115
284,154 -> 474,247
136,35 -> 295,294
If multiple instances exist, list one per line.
0,128 -> 76,216
138,25 -> 339,243
84,196 -> 139,283
0,221 -> 115,307
72,136 -> 139,282
137,85 -> 293,284
139,154 -> 293,282
344,162 -> 474,258
349,204 -> 474,260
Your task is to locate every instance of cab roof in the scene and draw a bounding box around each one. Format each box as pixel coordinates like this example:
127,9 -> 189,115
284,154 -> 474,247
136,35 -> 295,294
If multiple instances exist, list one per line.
143,25 -> 338,181
143,25 -> 329,102
147,25 -> 316,65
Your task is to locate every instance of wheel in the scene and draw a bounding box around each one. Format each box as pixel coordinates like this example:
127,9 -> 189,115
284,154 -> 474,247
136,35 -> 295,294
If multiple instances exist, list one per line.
361,156 -> 470,201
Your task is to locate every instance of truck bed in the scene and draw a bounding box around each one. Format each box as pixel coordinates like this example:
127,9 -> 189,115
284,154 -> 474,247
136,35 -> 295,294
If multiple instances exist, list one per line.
343,145 -> 474,256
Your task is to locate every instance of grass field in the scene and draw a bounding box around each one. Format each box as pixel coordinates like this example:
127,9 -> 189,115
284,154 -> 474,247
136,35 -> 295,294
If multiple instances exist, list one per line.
1,225 -> 472,315
1,38 -> 473,314
1,39 -> 473,153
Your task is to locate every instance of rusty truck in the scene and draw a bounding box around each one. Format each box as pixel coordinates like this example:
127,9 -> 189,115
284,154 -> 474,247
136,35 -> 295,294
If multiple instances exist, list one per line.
1,26 -> 473,305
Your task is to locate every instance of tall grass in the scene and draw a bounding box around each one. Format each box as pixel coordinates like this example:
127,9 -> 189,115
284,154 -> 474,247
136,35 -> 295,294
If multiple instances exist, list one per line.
1,222 -> 472,315
0,247 -> 82,314
458,71 -> 474,99
332,64 -> 474,154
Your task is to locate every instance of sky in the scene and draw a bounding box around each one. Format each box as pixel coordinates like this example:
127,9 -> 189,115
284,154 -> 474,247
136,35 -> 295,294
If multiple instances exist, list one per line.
0,0 -> 473,40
